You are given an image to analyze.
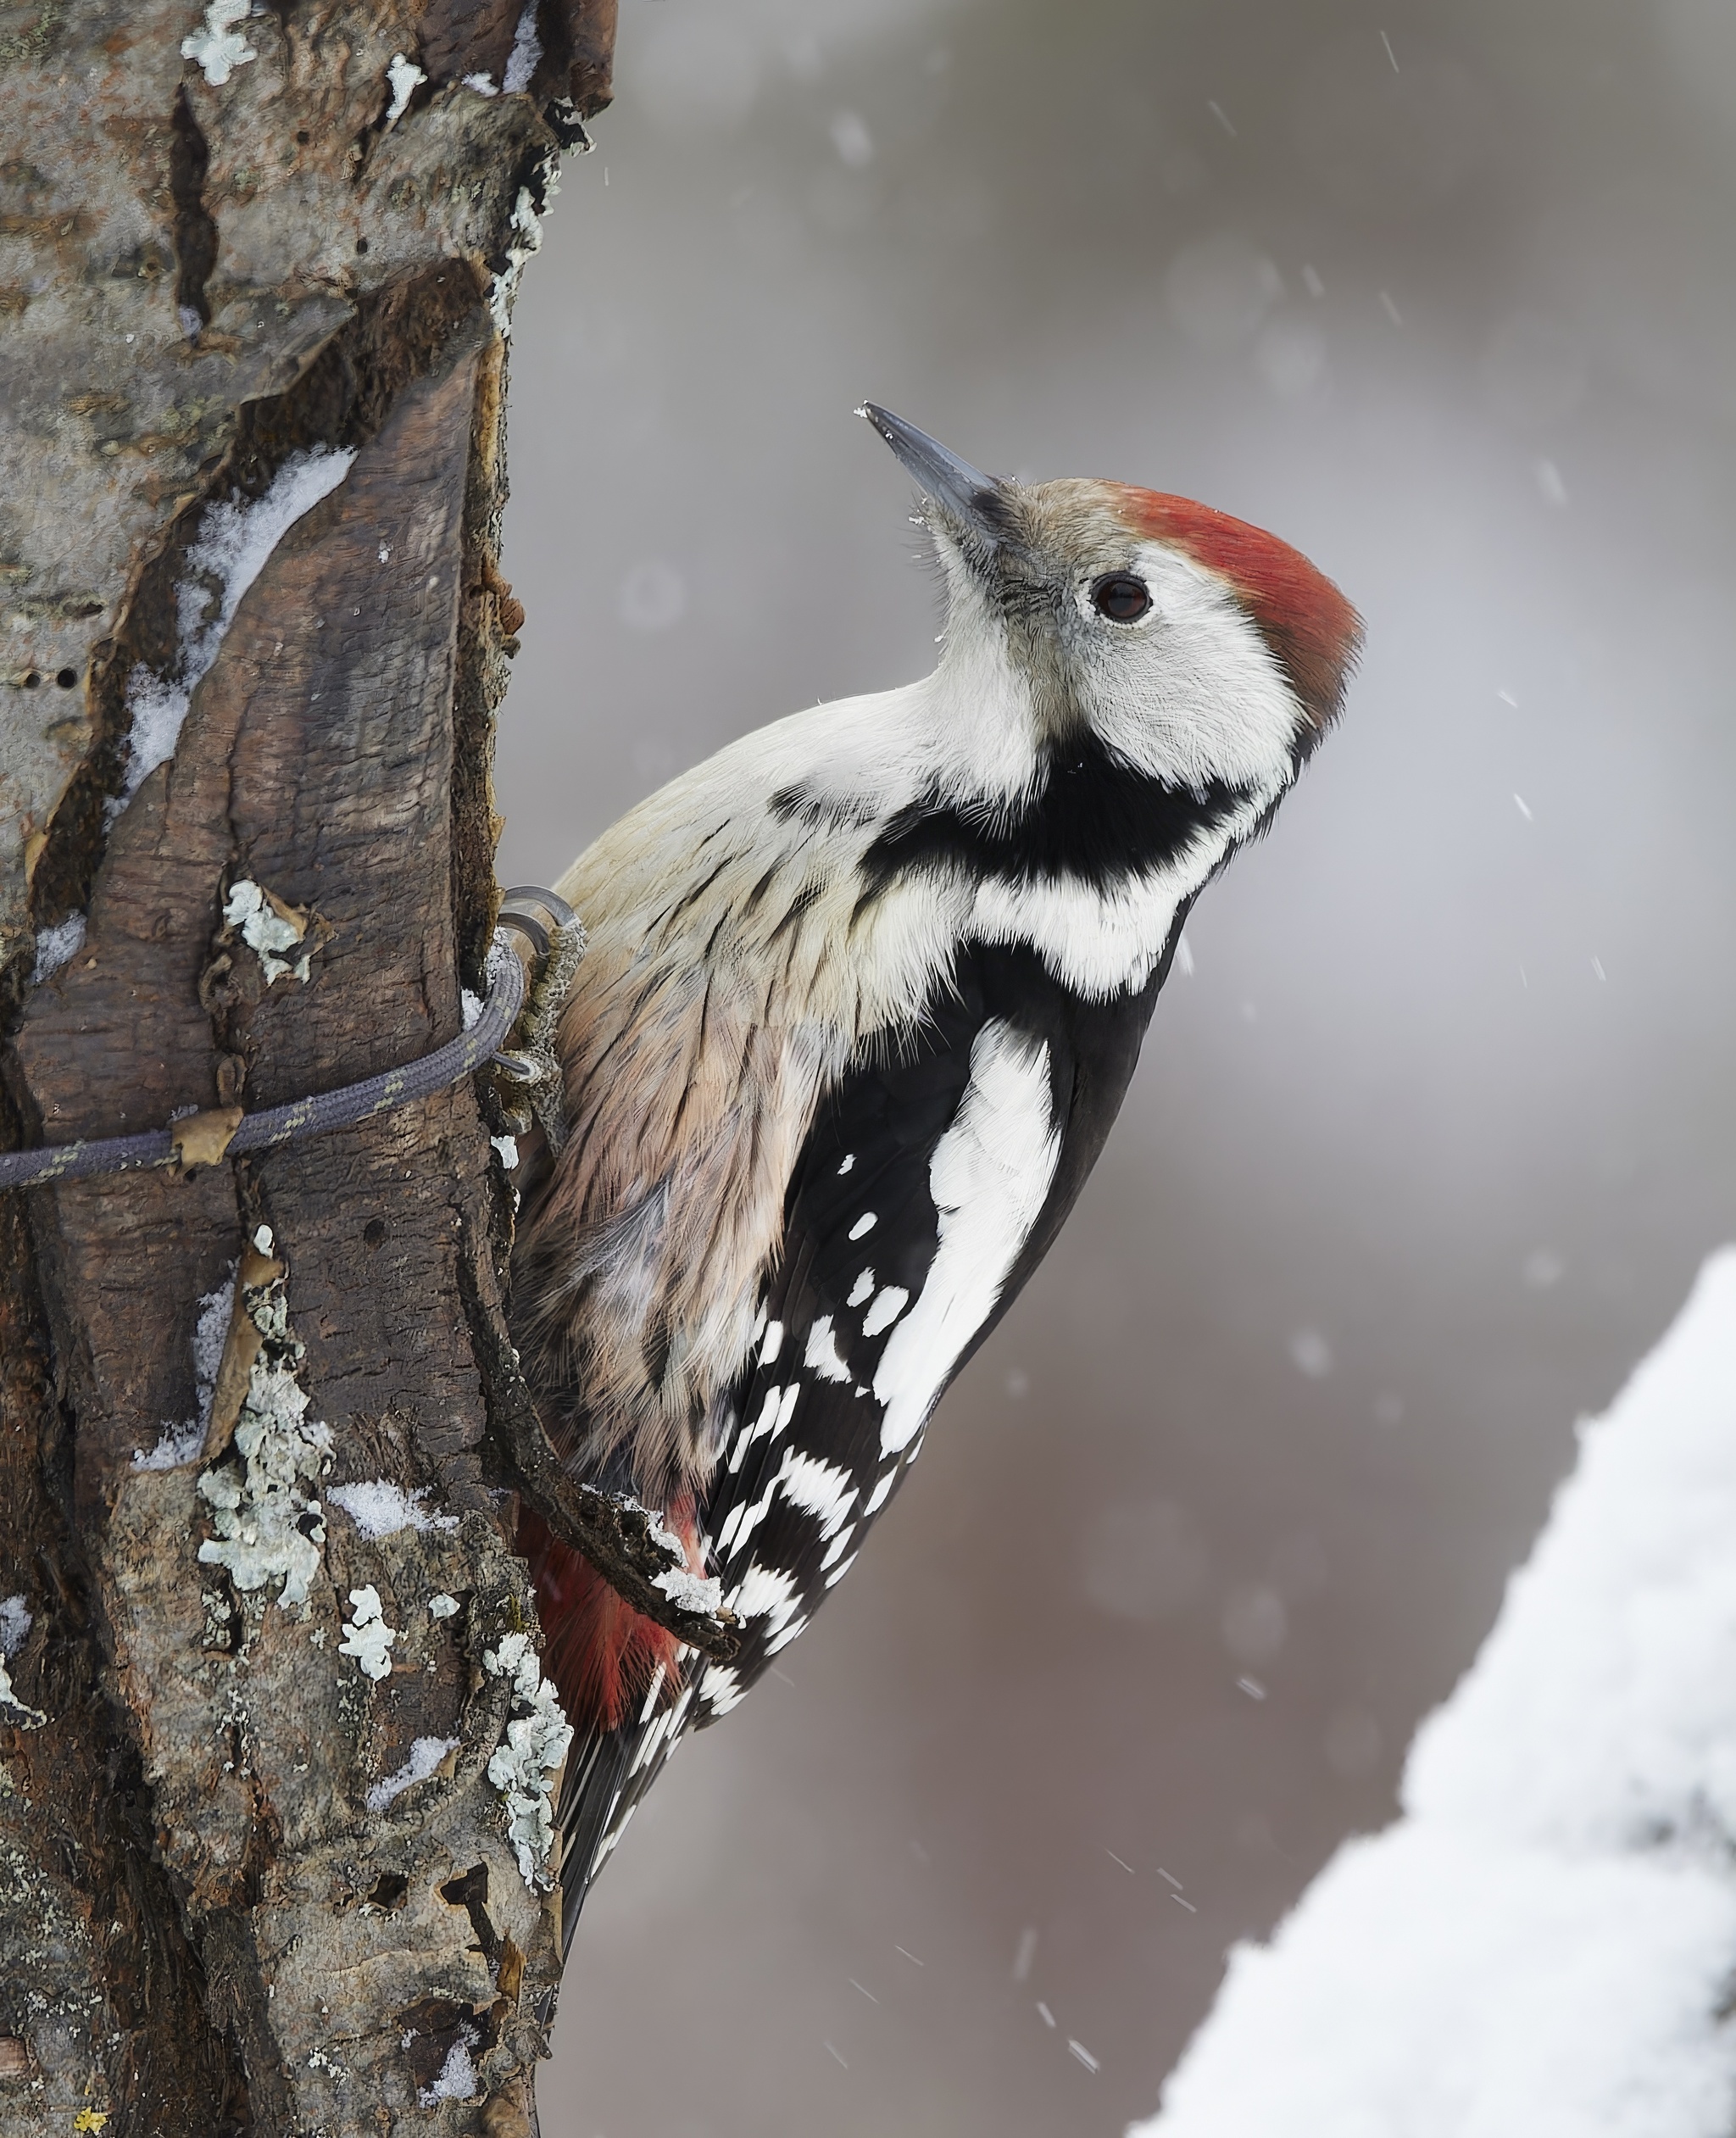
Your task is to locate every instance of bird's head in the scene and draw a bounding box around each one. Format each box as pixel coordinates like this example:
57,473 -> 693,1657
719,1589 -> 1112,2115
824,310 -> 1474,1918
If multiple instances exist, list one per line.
860,404 -> 1360,808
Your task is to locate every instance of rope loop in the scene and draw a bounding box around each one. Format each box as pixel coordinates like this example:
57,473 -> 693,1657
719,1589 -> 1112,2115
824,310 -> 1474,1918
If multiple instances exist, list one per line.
0,927 -> 529,1193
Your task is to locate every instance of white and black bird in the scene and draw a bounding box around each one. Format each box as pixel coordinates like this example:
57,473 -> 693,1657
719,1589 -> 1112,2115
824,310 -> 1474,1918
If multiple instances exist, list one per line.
510,406 -> 1360,1940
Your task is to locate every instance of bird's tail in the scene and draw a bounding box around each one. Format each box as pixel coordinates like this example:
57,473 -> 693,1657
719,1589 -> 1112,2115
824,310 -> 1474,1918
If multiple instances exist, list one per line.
550,1719 -> 637,1950
518,1507 -> 693,1953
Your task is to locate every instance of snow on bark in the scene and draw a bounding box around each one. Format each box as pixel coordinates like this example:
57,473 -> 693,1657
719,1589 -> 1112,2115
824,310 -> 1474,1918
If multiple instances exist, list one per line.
1137,1250 -> 1736,2138
120,451 -> 354,806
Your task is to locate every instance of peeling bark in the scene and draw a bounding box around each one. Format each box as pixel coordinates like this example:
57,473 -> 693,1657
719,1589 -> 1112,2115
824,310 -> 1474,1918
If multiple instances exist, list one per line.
0,5 -> 617,2131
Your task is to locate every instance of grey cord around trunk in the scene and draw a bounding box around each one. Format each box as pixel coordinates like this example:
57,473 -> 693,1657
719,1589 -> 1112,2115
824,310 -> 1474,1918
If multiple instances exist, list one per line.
0,932 -> 526,1191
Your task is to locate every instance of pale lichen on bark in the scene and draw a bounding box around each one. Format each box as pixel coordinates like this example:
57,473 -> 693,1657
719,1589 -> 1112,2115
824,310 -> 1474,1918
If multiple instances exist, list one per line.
0,3 -> 619,2131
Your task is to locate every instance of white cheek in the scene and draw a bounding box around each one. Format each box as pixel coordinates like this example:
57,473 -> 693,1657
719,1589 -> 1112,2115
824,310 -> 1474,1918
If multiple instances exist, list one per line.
1081,551 -> 1301,791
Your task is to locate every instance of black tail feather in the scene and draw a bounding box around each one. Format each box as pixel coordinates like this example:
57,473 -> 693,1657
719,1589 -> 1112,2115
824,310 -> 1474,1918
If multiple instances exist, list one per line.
555,1722 -> 637,1957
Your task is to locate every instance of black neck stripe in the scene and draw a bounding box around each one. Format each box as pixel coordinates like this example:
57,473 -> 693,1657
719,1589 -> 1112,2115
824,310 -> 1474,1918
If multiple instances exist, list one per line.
854,740 -> 1251,899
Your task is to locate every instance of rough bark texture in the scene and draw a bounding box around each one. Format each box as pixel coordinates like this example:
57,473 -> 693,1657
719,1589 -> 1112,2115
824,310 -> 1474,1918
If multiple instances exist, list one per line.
0,4 -> 616,2132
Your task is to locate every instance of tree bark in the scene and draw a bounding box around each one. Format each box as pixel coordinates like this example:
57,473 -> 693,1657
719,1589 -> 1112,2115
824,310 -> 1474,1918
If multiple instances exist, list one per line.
0,6 -> 615,2131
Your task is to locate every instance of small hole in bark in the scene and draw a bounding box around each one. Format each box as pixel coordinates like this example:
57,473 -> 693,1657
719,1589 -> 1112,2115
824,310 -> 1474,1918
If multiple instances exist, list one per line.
364,1217 -> 387,1249
296,128 -> 310,145
355,236 -> 370,254
367,1873 -> 408,1911
22,671 -> 40,689
54,667 -> 77,689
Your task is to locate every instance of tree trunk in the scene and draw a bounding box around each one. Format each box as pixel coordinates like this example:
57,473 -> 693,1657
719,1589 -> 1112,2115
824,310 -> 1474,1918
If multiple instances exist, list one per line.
0,6 -> 616,2131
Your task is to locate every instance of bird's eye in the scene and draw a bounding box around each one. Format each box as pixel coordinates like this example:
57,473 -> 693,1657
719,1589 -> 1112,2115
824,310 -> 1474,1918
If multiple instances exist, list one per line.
1091,573 -> 1152,623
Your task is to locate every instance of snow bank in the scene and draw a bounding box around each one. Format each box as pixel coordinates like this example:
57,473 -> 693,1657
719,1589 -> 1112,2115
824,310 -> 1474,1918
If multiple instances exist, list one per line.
1136,1250 -> 1736,2138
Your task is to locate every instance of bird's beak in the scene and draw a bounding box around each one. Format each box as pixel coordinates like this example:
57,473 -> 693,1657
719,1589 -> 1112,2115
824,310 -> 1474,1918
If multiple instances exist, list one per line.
859,404 -> 1015,550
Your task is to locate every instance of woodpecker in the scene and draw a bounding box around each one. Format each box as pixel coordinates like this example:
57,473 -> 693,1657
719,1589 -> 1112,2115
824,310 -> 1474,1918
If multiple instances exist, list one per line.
510,407 -> 1360,1941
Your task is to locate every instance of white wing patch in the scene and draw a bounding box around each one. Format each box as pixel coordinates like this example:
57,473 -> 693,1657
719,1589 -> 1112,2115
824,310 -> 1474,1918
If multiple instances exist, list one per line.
803,1315 -> 853,1384
726,1380 -> 800,1473
860,1284 -> 910,1337
729,1560 -> 804,1640
777,1448 -> 859,1536
874,1021 -> 1061,1455
698,1661 -> 744,1716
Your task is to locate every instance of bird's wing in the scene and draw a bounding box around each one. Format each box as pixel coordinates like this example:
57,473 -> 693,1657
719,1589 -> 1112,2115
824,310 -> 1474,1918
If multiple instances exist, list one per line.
562,933 -> 1177,1916
695,933 -> 1170,1719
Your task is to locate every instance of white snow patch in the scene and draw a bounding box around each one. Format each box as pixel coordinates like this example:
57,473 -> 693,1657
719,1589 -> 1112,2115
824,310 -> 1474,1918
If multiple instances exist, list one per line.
31,913 -> 85,983
491,1133 -> 520,1170
0,1654 -> 45,1729
488,163 -> 559,337
652,1563 -> 724,1616
136,1266 -> 234,1468
429,1593 -> 460,1620
504,4 -> 542,93
0,1595 -> 42,1726
192,1269 -> 235,1392
365,1734 -> 459,1813
463,71 -> 498,97
646,1509 -> 686,1562
222,878 -> 309,986
134,1421 -> 207,1472
384,53 -> 426,126
181,0 -> 257,86
119,450 -> 354,805
460,987 -> 484,1031
326,1480 -> 458,1540
1138,1248 -> 1736,2138
337,1585 -> 398,1681
482,1630 -> 575,1886
417,2022 -> 480,2107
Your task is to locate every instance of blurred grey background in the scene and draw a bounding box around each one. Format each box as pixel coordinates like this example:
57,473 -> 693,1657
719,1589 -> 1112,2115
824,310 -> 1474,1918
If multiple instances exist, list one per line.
494,2 -> 1736,2131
